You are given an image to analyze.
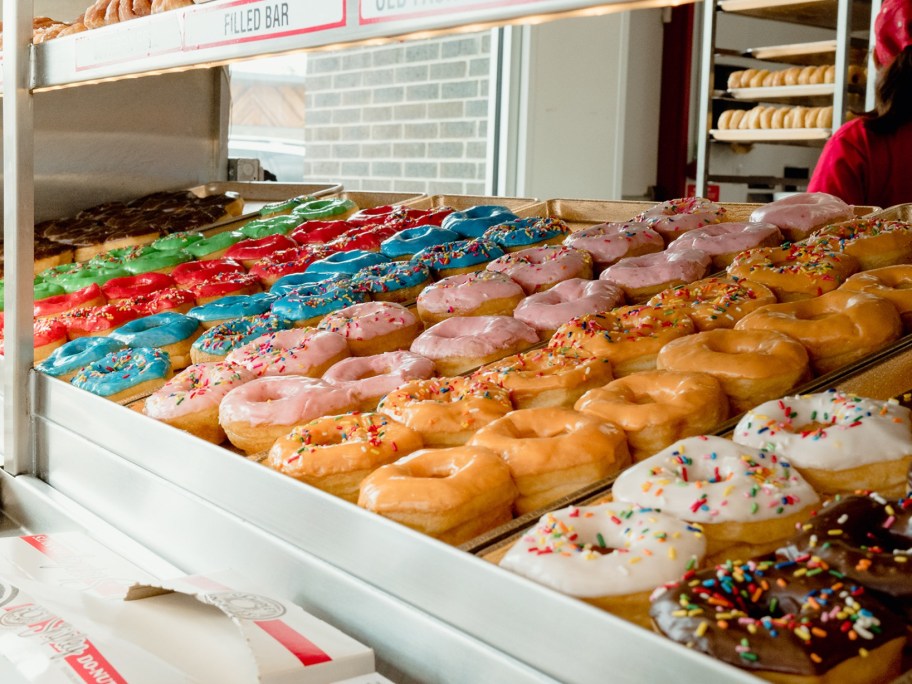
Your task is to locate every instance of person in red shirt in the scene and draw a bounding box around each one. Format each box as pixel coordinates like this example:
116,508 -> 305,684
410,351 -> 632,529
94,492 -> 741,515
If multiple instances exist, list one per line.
808,0 -> 912,206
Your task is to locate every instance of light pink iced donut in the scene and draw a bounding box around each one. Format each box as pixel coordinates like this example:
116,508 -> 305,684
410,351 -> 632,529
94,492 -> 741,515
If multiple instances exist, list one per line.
410,315 -> 538,376
599,249 -> 712,303
486,245 -> 593,294
218,375 -> 357,453
225,328 -> 349,378
634,197 -> 726,243
563,222 -> 664,271
317,301 -> 421,356
416,270 -> 525,324
748,192 -> 854,242
513,278 -> 623,337
323,350 -> 437,410
666,221 -> 782,268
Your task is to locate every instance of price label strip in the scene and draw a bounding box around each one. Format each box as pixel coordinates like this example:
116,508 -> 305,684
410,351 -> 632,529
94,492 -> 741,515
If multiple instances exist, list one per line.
360,0 -> 551,24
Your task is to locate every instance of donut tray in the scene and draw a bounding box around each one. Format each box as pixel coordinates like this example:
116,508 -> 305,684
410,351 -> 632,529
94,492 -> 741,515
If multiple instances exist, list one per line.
870,204 -> 912,222
710,127 -> 831,144
743,39 -> 869,66
727,84 -> 862,106
405,194 -> 538,212
323,190 -> 426,211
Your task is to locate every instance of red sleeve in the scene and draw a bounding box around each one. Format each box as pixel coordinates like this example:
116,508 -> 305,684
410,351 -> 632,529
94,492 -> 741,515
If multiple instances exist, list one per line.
807,121 -> 869,205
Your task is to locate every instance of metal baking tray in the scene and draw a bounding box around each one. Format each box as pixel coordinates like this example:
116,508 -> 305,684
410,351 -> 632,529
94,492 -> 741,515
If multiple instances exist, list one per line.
870,204 -> 912,222
406,194 -> 538,212
711,127 -> 831,144
744,39 -> 869,66
325,190 -> 426,209
718,0 -> 871,30
727,84 -> 863,107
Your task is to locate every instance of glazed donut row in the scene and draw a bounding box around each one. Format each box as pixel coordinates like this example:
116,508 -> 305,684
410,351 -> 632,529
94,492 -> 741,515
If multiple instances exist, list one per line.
83,0 -> 191,30
717,104 -> 834,130
727,63 -> 866,90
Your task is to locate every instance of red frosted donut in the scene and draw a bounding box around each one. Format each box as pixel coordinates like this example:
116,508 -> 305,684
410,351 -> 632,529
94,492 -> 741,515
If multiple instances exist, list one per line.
102,272 -> 175,302
171,258 -> 246,288
225,234 -> 298,268
187,271 -> 261,305
291,220 -> 352,245
327,227 -> 394,253
59,304 -> 141,338
346,205 -> 403,226
0,316 -> 68,362
34,283 -> 106,319
248,246 -> 332,286
124,288 -> 196,316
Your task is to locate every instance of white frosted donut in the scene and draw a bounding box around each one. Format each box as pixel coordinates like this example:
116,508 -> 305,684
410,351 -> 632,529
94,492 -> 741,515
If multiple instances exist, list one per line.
322,350 -> 436,411
732,391 -> 912,496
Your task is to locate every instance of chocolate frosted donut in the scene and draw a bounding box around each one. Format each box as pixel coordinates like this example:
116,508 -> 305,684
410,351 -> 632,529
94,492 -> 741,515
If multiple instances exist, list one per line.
650,555 -> 907,681
781,494 -> 912,620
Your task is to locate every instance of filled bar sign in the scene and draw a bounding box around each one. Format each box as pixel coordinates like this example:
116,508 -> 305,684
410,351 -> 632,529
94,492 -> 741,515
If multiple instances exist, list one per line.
360,0 -> 548,23
184,0 -> 346,50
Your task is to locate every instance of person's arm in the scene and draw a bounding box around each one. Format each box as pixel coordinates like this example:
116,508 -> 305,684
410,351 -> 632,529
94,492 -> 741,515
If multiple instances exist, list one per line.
807,123 -> 868,205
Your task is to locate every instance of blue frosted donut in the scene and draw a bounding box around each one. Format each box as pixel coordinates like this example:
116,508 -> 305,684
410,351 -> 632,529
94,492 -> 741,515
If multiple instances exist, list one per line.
110,312 -> 200,349
187,292 -> 278,324
270,272 -> 351,297
351,261 -> 431,298
306,250 -> 389,277
192,313 -> 291,358
36,336 -> 125,379
441,205 -> 518,238
411,239 -> 505,276
271,288 -> 368,324
483,217 -> 571,249
71,347 -> 171,398
380,225 -> 459,260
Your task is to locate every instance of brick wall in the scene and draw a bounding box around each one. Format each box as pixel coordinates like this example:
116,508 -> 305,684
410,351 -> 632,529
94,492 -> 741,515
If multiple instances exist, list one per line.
300,33 -> 491,195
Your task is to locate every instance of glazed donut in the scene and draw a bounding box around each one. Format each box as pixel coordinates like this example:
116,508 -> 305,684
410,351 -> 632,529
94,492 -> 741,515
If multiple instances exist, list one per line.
498,503 -> 706,629
788,106 -> 808,129
410,315 -> 538,376
109,311 -> 201,370
750,69 -> 769,88
633,197 -> 727,243
817,105 -> 834,128
34,283 -> 107,319
144,362 -> 254,444
486,245 -> 593,295
798,65 -> 816,85
513,278 -> 623,339
271,287 -> 367,328
735,290 -> 902,374
322,351 -> 436,411
727,70 -> 744,90
649,555 -> 906,683
190,313 -> 290,364
350,261 -> 432,304
770,106 -> 788,128
717,110 -> 736,130
474,347 -> 613,409
733,391 -> 912,496
59,303 -> 141,339
72,347 -> 172,404
738,68 -> 758,87
574,369 -> 728,460
824,64 -> 837,83
748,191 -> 854,242
599,249 -> 711,304
380,225 -> 459,261
415,270 -> 525,326
646,276 -> 777,331
187,292 -> 277,329
839,265 -> 912,330
613,435 -> 820,560
440,205 -> 518,239
411,238 -> 505,279
225,328 -> 349,378
267,412 -> 424,502
562,221 -> 664,273
666,221 -> 782,269
291,197 -> 359,222
783,65 -> 801,85
218,376 -> 357,454
377,376 -> 512,447
808,218 -> 912,270
656,328 -> 811,413
317,301 -> 421,356
548,304 -> 695,377
468,408 -> 630,514
225,234 -> 298,270
726,243 -> 859,301
482,217 -> 572,252
357,445 -> 518,545
101,272 -> 174,303
780,494 -> 912,620
185,231 -> 245,261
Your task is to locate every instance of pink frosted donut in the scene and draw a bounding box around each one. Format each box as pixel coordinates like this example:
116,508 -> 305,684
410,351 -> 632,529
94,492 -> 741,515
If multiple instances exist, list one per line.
143,362 -> 254,444
323,350 -> 437,410
666,221 -> 782,269
486,245 -> 593,294
226,328 -> 349,378
317,301 -> 421,356
513,278 -> 623,338
563,222 -> 664,272
634,197 -> 726,243
599,249 -> 711,303
748,192 -> 854,242
218,376 -> 356,454
416,270 -> 525,326
410,315 -> 538,376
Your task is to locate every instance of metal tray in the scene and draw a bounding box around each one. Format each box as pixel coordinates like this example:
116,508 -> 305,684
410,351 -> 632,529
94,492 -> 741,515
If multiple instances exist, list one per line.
711,127 -> 831,144
870,204 -> 912,222
326,190 -> 426,209
727,84 -> 863,106
407,194 -> 538,212
744,39 -> 869,66
718,0 -> 871,29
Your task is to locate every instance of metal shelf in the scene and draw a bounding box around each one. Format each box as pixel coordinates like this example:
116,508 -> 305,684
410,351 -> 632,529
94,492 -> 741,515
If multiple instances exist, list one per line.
727,82 -> 864,105
718,0 -> 871,29
711,127 -> 831,143
743,37 -> 869,64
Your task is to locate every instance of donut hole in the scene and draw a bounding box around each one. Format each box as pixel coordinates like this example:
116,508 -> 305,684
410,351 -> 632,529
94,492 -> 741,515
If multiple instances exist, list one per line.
792,421 -> 831,433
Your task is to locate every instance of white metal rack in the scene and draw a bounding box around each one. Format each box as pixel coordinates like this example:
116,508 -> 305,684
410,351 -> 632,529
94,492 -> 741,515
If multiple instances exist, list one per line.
2,1 -> 766,681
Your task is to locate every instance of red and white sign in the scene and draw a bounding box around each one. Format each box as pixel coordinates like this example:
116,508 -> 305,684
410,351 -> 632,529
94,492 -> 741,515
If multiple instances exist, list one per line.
360,0 -> 549,24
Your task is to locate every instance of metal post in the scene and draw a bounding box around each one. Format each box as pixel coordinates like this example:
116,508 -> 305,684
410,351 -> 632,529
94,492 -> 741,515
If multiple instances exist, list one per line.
694,0 -> 718,196
3,0 -> 36,475
832,0 -> 854,129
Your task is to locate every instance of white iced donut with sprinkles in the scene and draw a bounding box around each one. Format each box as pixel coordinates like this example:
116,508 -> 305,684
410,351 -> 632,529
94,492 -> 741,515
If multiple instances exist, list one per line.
498,503 -> 706,628
612,435 -> 819,561
732,390 -> 912,497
